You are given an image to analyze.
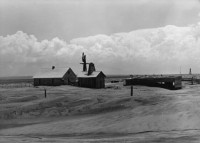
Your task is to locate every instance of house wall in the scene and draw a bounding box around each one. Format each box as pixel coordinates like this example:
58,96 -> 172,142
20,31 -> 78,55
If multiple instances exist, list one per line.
33,68 -> 77,86
78,78 -> 96,88
78,77 -> 105,88
34,78 -> 64,86
34,79 -> 40,86
124,76 -> 182,90
174,77 -> 182,89
63,68 -> 77,85
97,77 -> 105,88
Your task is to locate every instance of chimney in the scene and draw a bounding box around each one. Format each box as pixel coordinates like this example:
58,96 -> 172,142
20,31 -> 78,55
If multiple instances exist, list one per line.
52,66 -> 55,70
87,63 -> 96,75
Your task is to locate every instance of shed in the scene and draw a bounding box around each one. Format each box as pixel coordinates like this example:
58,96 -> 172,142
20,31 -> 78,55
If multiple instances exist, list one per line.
124,75 -> 182,90
33,67 -> 76,86
77,71 -> 106,88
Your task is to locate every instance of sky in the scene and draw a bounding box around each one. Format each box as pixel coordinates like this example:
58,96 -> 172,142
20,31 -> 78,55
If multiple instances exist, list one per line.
1,0 -> 200,76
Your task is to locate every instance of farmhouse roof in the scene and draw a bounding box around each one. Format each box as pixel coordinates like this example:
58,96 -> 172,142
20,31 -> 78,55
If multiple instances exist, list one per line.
33,67 -> 70,79
77,71 -> 106,78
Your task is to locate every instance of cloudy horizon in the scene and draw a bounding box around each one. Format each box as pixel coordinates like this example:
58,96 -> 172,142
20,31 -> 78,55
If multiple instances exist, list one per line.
1,0 -> 200,76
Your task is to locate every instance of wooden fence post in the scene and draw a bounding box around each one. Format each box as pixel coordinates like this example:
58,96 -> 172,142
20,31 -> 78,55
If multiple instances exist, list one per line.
44,88 -> 47,98
130,75 -> 133,96
191,77 -> 194,85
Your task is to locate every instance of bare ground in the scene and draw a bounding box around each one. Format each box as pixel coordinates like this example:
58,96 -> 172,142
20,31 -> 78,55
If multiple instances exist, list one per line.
1,82 -> 200,142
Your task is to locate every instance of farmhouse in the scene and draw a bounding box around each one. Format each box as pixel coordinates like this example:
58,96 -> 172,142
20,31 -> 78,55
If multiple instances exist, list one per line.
33,66 -> 76,86
77,71 -> 106,88
77,53 -> 106,89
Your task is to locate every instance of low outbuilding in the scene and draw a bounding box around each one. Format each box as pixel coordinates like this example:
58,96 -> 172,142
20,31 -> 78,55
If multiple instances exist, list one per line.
77,71 -> 106,88
33,67 -> 76,86
124,75 -> 182,90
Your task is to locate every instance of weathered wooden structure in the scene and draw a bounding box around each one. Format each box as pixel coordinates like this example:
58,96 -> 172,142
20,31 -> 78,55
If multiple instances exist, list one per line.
76,53 -> 106,88
124,75 -> 182,90
77,71 -> 106,88
33,67 -> 76,86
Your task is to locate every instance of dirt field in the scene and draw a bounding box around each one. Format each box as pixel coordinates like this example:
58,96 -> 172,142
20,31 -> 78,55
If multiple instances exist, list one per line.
1,82 -> 200,142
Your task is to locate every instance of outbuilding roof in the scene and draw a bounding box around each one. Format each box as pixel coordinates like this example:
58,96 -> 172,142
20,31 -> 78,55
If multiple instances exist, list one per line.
33,67 -> 70,79
77,71 -> 106,78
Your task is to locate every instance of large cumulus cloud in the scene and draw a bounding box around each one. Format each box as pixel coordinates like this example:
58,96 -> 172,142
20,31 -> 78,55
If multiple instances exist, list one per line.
1,24 -> 200,76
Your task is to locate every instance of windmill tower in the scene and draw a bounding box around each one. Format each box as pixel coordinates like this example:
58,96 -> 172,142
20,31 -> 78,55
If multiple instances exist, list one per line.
80,53 -> 89,72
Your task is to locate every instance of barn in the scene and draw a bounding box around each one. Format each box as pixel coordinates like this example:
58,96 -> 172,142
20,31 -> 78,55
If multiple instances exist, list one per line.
77,71 -> 106,88
33,67 -> 76,86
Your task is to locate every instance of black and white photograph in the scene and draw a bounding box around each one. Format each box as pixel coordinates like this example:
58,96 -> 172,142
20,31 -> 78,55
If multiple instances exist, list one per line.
1,0 -> 200,142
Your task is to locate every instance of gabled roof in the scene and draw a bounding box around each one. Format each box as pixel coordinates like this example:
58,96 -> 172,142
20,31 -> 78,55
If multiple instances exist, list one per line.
77,71 -> 106,78
33,67 -> 70,79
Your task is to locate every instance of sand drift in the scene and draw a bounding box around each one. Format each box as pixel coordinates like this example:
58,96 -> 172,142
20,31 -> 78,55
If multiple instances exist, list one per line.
1,82 -> 200,142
